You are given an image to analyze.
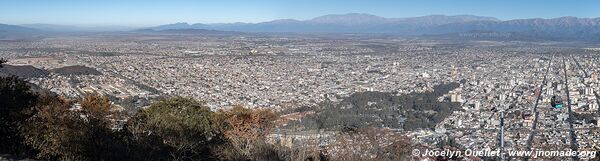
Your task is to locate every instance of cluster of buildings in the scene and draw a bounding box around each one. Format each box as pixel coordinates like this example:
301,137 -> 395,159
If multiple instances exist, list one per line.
2,34 -> 600,160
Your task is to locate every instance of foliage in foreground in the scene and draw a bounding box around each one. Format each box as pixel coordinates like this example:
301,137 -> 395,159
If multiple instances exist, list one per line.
0,80 -> 285,161
0,58 -> 414,161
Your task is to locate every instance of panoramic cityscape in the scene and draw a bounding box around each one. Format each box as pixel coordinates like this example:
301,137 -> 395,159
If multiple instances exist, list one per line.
1,1 -> 600,161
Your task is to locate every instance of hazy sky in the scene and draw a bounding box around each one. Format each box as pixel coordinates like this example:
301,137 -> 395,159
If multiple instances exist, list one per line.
1,0 -> 599,26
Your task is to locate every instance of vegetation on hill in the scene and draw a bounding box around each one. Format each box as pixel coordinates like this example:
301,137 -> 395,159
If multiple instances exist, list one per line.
0,74 -> 38,156
284,82 -> 462,131
0,59 -> 287,160
0,64 -> 49,78
49,65 -> 102,75
0,58 -> 413,161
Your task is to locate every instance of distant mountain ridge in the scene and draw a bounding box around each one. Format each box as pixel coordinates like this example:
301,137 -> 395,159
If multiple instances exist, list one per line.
21,24 -> 136,32
142,13 -> 600,40
147,13 -> 500,33
134,28 -> 244,36
0,24 -> 37,32
3,13 -> 600,41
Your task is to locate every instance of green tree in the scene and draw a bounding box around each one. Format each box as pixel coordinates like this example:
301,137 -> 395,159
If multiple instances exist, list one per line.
20,96 -> 88,160
126,97 -> 218,161
21,94 -> 132,161
80,94 -> 130,161
0,74 -> 38,155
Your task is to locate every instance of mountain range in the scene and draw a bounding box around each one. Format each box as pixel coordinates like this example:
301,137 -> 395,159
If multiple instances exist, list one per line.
0,24 -> 37,32
3,13 -> 600,41
145,13 -> 502,34
143,13 -> 600,40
